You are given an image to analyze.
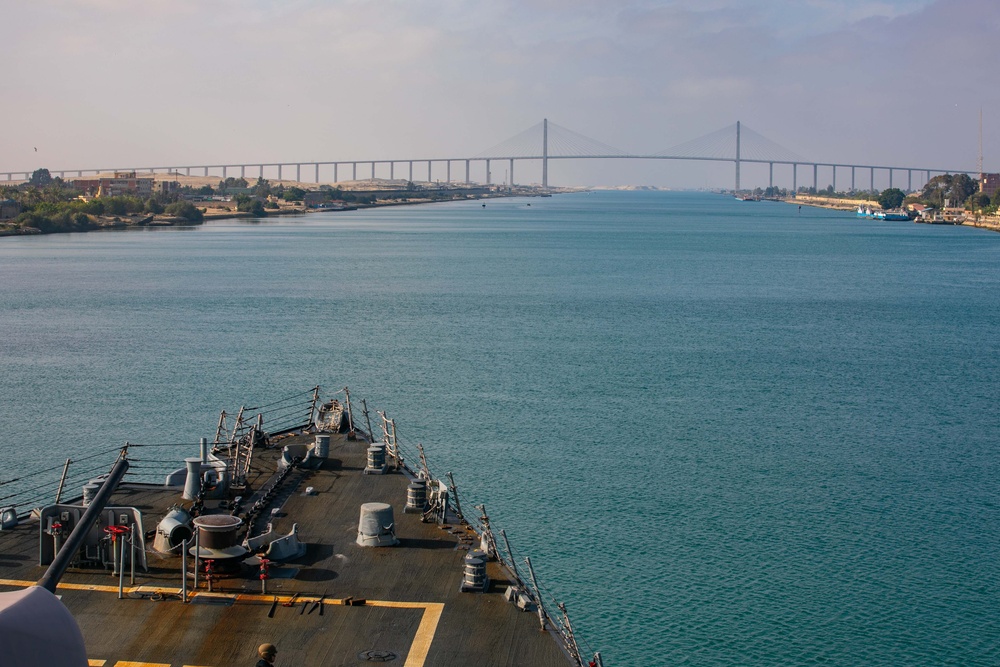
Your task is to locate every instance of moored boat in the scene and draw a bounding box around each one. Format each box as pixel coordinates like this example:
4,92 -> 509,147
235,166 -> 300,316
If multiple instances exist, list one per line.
857,206 -> 910,221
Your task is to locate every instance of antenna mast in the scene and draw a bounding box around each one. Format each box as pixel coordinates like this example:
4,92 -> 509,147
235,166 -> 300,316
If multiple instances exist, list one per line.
978,107 -> 983,179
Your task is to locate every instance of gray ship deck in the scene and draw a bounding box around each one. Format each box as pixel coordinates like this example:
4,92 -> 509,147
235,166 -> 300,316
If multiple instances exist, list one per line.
0,431 -> 573,667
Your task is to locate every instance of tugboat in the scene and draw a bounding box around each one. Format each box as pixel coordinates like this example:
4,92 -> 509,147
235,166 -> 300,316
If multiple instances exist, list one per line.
0,387 -> 600,667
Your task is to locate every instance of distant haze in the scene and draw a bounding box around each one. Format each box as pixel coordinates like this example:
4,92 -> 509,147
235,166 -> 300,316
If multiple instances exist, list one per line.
2,0 -> 997,189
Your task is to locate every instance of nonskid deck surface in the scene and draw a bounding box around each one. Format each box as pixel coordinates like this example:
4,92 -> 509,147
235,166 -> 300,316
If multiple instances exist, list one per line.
0,432 -> 571,667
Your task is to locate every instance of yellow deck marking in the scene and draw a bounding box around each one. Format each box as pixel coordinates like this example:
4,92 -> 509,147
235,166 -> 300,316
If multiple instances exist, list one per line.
405,603 -> 444,667
2,579 -> 444,667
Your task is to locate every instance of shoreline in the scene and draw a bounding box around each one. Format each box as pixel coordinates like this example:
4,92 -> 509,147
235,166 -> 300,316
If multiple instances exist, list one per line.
789,194 -> 1000,232
0,187 -> 559,238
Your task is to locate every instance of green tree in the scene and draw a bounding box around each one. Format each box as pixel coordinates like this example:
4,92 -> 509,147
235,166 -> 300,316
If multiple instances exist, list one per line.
29,168 -> 52,188
145,198 -> 164,214
878,188 -> 905,210
919,174 -> 952,208
164,201 -> 204,222
218,177 -> 249,193
252,177 -> 271,197
972,193 -> 991,209
282,186 -> 306,201
948,174 -> 977,204
234,194 -> 266,217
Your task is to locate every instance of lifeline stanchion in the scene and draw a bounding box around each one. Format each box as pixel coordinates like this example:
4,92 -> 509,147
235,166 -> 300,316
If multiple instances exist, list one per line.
259,557 -> 270,594
204,559 -> 214,593
129,523 -> 136,586
105,524 -> 129,578
181,538 -> 188,603
193,529 -> 200,590
118,531 -> 126,600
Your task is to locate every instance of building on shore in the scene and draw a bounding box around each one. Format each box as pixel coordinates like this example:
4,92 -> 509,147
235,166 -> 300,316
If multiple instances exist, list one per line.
72,171 -> 154,198
0,198 -> 21,220
981,173 -> 1000,197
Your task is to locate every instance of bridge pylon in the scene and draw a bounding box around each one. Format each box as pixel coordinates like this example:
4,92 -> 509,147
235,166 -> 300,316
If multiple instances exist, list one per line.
542,118 -> 548,188
735,121 -> 741,192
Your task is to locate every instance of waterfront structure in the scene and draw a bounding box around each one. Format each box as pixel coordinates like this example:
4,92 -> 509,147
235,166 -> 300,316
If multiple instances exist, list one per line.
980,173 -> 1000,197
0,198 -> 20,219
72,171 -> 154,198
5,120 -> 982,194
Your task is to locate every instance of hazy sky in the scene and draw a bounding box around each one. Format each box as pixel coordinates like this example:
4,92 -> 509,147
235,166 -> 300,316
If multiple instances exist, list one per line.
2,0 -> 997,188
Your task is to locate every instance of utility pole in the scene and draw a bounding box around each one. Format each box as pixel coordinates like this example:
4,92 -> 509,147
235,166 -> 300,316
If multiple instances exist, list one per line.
978,106 -> 984,181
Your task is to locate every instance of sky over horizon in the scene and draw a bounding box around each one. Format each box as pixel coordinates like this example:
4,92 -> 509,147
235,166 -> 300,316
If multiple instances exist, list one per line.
2,0 -> 998,189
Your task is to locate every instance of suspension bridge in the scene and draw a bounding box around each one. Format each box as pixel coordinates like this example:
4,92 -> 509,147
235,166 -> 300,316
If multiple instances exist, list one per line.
2,120 -> 979,192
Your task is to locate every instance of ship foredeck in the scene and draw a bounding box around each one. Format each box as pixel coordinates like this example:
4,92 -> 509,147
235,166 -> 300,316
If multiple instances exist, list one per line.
0,431 -> 572,667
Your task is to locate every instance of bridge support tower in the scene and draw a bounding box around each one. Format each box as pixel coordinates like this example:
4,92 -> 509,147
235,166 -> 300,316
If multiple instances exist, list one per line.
735,121 -> 741,192
542,119 -> 549,188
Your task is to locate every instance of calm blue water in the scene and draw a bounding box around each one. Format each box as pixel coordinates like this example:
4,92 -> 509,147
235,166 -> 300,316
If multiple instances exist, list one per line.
2,191 -> 999,665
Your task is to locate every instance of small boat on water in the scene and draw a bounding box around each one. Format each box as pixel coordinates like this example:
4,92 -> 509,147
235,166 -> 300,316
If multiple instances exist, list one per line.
857,206 -> 910,221
735,194 -> 760,201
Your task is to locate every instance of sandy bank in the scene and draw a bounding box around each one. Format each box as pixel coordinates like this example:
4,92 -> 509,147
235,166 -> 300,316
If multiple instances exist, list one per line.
792,195 -> 876,211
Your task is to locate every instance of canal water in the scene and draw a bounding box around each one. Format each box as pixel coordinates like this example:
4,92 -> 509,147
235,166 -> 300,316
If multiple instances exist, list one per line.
2,191 -> 998,665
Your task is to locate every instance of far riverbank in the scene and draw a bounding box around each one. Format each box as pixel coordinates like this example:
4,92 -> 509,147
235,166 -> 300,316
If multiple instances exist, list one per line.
789,194 -> 1000,233
0,185 -> 562,238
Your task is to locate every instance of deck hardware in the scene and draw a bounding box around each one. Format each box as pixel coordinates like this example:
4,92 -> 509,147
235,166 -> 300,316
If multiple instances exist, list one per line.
357,650 -> 397,662
258,557 -> 271,594
525,556 -> 548,631
54,458 -> 71,504
181,537 -> 188,603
